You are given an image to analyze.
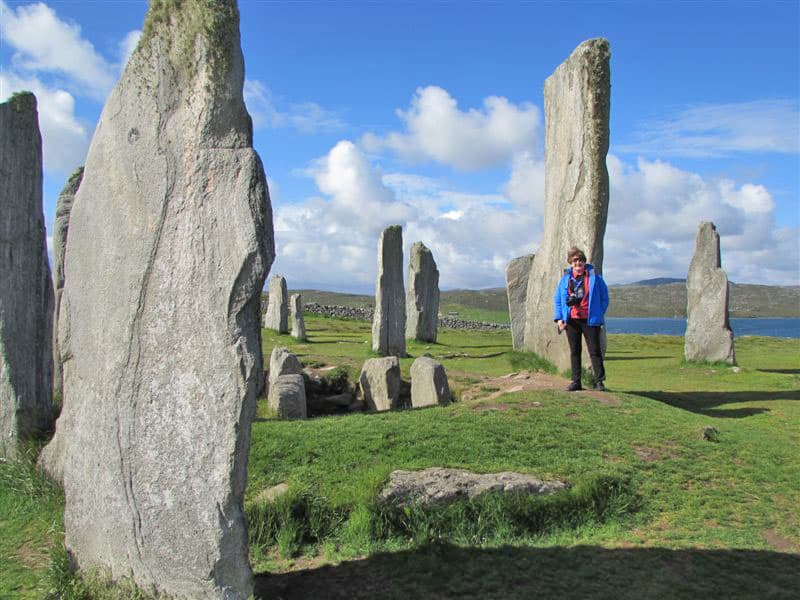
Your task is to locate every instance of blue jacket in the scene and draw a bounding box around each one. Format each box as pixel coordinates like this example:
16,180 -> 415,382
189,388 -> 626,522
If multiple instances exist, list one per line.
553,263 -> 609,326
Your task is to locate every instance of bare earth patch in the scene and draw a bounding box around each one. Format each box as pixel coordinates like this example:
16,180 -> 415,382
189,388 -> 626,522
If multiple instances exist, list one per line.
762,529 -> 799,553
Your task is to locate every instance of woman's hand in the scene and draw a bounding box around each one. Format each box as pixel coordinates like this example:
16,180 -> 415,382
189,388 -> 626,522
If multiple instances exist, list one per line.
557,320 -> 566,331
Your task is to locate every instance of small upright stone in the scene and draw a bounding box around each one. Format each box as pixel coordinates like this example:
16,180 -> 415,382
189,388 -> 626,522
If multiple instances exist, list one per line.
405,241 -> 440,342
0,92 -> 54,459
410,357 -> 451,408
505,254 -> 534,350
685,222 -> 735,364
372,225 -> 406,356
290,293 -> 307,341
523,39 -> 611,372
268,374 -> 307,419
359,356 -> 401,411
264,274 -> 289,333
269,347 -> 303,388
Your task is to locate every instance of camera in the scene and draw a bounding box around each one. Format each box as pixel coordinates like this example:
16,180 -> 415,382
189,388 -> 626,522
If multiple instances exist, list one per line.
566,289 -> 584,307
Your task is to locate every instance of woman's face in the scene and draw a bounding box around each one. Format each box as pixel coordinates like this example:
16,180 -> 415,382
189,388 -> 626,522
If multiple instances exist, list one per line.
571,256 -> 586,276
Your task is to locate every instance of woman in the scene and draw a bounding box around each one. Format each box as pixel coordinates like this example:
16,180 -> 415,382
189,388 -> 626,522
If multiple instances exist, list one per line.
554,246 -> 609,391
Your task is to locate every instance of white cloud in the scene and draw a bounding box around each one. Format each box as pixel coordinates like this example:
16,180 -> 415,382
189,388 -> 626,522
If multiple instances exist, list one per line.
618,99 -> 800,158
244,79 -> 345,133
118,29 -> 141,68
0,0 -> 118,101
362,86 -> 542,170
0,72 -> 90,174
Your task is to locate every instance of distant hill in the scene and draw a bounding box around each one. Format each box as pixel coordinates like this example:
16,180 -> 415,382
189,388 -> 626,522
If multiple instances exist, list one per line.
275,282 -> 800,320
622,277 -> 685,286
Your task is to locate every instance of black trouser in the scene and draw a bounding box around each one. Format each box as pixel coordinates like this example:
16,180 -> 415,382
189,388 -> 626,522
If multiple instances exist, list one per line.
565,319 -> 605,385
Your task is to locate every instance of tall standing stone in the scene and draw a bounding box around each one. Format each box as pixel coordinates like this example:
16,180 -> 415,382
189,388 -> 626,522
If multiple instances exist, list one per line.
45,2 -> 274,597
290,293 -> 306,341
372,225 -> 406,356
264,274 -> 289,333
522,39 -> 611,372
505,254 -> 534,350
405,241 -> 439,343
685,222 -> 735,364
0,92 -> 54,459
51,167 -> 83,403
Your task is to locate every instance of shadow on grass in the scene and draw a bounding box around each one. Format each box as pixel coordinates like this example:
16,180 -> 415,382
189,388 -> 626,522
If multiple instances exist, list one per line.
605,355 -> 672,361
254,543 -> 800,599
632,390 -> 800,418
758,368 -> 800,375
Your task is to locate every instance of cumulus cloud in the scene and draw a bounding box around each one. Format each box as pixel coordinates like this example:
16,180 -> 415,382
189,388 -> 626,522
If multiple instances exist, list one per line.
0,72 -> 90,173
618,99 -> 800,158
244,79 -> 345,133
118,29 -> 141,68
0,0 -> 118,101
362,86 -> 542,170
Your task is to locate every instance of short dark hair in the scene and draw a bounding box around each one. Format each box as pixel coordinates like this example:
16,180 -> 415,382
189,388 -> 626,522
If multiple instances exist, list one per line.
566,246 -> 586,264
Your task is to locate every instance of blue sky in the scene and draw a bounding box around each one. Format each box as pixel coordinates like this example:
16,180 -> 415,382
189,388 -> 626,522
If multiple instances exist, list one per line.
2,0 -> 798,292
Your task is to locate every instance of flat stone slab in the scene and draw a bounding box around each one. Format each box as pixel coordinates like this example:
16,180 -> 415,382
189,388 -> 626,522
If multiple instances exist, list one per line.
379,467 -> 569,506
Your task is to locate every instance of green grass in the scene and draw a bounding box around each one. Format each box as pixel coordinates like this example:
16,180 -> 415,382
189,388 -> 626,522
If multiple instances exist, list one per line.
3,320 -> 799,598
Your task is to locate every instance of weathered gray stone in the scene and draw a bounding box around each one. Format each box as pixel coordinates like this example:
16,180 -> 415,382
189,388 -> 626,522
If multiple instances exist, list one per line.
685,222 -> 735,364
372,225 -> 406,356
405,241 -> 439,342
268,374 -> 307,419
0,92 -> 54,460
380,468 -> 569,506
410,357 -> 451,408
47,2 -> 273,597
505,254 -> 534,350
290,293 -> 306,341
523,39 -> 611,372
264,274 -> 289,333
358,356 -> 400,412
51,167 -> 83,404
268,347 -> 303,389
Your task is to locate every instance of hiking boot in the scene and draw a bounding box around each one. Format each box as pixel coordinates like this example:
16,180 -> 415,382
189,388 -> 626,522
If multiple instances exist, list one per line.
566,381 -> 582,392
594,381 -> 606,392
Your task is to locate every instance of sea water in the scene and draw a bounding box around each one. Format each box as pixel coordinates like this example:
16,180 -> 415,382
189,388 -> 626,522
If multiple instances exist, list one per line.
605,318 -> 800,339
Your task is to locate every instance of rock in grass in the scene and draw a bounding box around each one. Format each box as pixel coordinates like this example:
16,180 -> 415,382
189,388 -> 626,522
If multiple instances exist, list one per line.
380,467 -> 569,506
290,293 -> 306,341
685,222 -> 736,365
268,374 -> 307,419
358,356 -> 401,411
264,274 -> 289,333
268,347 -> 303,389
405,241 -> 440,343
505,254 -> 534,350
522,39 -> 610,372
47,1 -> 274,597
0,92 -> 54,460
410,357 -> 451,408
372,225 -> 406,356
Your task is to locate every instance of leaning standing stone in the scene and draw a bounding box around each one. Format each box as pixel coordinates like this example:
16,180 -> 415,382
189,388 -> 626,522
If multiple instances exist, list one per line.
372,225 -> 406,356
290,293 -> 307,341
505,254 -> 534,350
522,39 -> 611,372
359,356 -> 401,411
405,241 -> 440,343
268,374 -> 307,419
410,357 -> 451,408
45,2 -> 274,598
0,92 -> 54,459
685,222 -> 735,364
264,274 -> 289,333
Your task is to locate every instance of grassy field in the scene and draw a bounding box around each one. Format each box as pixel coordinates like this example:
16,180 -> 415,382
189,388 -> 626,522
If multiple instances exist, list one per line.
2,315 -> 798,598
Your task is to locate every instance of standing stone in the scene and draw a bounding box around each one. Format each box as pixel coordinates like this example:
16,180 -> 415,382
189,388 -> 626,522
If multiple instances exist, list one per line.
0,92 -> 54,459
522,39 -> 611,372
358,356 -> 401,411
268,347 -> 303,389
290,293 -> 306,341
505,254 -> 534,350
410,357 -> 451,408
685,222 -> 735,364
405,242 -> 440,343
45,2 -> 274,597
264,274 -> 289,333
51,167 -> 83,403
268,374 -> 307,419
372,225 -> 406,356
